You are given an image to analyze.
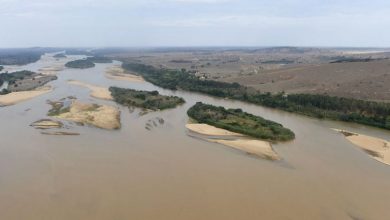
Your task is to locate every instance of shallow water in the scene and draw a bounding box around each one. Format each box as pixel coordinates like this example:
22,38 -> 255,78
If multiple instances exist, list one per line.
0,54 -> 390,220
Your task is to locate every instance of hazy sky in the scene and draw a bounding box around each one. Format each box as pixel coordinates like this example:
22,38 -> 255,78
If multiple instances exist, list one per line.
1,0 -> 390,47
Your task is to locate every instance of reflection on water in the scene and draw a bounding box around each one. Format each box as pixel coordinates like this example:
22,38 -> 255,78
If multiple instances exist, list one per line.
0,54 -> 390,220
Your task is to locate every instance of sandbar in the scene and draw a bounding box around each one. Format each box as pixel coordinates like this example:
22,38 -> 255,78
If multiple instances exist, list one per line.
0,86 -> 52,106
333,129 -> 390,165
68,80 -> 113,100
187,123 -> 279,160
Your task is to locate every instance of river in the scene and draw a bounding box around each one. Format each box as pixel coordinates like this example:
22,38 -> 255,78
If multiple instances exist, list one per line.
0,53 -> 389,220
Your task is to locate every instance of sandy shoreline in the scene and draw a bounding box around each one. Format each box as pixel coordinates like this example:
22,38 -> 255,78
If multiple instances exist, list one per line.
333,129 -> 390,165
186,123 -> 244,136
105,66 -> 144,82
0,86 -> 52,106
68,80 -> 113,100
187,123 -> 280,160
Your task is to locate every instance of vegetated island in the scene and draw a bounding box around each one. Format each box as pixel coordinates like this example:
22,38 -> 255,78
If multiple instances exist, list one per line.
333,129 -> 390,165
47,97 -> 120,130
65,56 -> 113,69
65,59 -> 95,69
109,87 -> 185,111
188,102 -> 295,141
186,102 -> 294,160
121,62 -> 390,130
0,66 -> 3,72
0,70 -> 57,106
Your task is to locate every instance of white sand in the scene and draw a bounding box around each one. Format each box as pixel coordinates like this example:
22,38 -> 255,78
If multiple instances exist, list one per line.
0,86 -> 52,106
334,129 -> 390,165
105,66 -> 144,82
187,123 -> 279,160
68,80 -> 113,100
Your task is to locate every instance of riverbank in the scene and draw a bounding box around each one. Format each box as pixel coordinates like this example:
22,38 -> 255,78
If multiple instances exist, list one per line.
0,86 -> 52,106
68,80 -> 113,100
334,129 -> 390,165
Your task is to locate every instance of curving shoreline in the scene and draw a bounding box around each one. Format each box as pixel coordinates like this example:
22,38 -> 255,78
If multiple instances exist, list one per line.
334,129 -> 390,165
187,123 -> 280,160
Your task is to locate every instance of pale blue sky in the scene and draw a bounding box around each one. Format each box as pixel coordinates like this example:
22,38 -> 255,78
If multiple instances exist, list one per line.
1,0 -> 390,47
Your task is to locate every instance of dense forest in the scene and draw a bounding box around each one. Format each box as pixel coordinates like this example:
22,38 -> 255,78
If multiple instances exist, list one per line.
121,62 -> 390,130
188,102 -> 295,141
109,87 -> 185,111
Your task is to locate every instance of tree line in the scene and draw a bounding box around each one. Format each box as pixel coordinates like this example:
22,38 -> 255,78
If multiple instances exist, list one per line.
121,62 -> 390,130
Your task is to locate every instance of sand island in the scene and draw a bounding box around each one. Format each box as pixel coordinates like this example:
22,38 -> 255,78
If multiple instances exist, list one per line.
334,129 -> 390,165
47,97 -> 120,130
186,102 -> 295,160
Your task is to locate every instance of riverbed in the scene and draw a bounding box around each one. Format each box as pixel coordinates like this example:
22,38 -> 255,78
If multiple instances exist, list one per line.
0,53 -> 390,220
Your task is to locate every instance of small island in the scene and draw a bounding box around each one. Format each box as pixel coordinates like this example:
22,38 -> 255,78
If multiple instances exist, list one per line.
65,59 -> 95,69
109,87 -> 185,111
187,102 -> 295,141
65,56 -> 113,69
47,97 -> 120,130
186,102 -> 295,160
0,66 -> 3,72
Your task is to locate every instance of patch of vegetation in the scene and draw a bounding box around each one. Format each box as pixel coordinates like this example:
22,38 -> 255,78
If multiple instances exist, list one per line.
121,62 -> 390,130
0,66 -> 3,71
109,87 -> 185,111
47,101 -> 70,116
188,102 -> 295,141
65,59 -> 95,69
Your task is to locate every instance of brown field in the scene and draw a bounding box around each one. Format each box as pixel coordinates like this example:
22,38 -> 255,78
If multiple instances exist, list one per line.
111,47 -> 390,101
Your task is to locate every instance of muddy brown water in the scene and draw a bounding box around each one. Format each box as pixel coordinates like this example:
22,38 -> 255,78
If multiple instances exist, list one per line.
0,54 -> 390,220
